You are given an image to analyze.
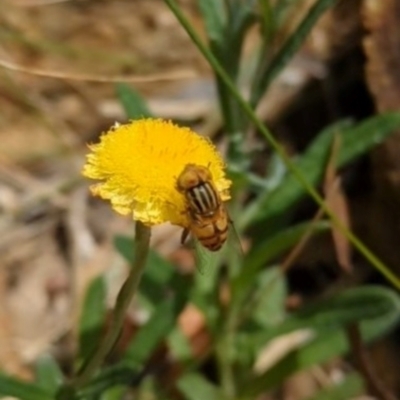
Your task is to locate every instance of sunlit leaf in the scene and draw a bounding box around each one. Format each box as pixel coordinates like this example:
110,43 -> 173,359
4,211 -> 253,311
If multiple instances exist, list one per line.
198,0 -> 226,44
78,276 -> 107,363
122,296 -> 187,367
178,373 -> 222,400
115,83 -> 152,119
305,372 -> 364,400
34,354 -> 63,394
0,373 -> 53,400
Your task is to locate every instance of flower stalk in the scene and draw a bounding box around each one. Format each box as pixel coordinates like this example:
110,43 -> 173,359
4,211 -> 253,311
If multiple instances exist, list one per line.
164,0 -> 400,291
72,222 -> 151,389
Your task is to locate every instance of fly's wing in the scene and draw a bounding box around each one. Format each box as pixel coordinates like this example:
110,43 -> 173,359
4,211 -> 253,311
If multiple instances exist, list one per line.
221,219 -> 244,274
193,238 -> 223,292
192,226 -> 244,295
180,228 -> 218,275
193,238 -> 222,275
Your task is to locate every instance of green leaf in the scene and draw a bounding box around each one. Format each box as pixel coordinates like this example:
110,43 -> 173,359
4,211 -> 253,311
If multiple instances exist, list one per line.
198,0 -> 226,44
115,83 -> 152,119
100,386 -> 127,400
306,372 -> 364,400
258,0 -> 275,40
228,1 -> 258,72
337,112 -> 400,166
123,295 -> 187,367
0,372 -> 53,400
178,373 -> 222,400
168,326 -> 193,362
77,364 -> 139,399
78,275 -> 107,363
243,113 -> 400,228
241,286 -> 400,395
251,0 -> 338,107
240,119 -> 351,228
34,354 -> 63,394
251,267 -> 287,327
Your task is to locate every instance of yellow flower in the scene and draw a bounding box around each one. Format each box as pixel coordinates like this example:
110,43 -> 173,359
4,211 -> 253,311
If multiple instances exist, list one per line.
82,118 -> 231,227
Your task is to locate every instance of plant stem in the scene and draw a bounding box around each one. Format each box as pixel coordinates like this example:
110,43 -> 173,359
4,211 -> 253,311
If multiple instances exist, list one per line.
216,313 -> 236,399
72,222 -> 151,389
163,0 -> 400,289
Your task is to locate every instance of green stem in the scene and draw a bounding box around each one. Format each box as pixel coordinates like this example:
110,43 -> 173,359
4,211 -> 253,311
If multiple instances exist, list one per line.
72,222 -> 151,388
163,0 -> 400,289
216,312 -> 236,399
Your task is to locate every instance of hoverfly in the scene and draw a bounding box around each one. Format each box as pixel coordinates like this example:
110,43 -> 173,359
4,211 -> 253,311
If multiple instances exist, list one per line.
176,164 -> 242,272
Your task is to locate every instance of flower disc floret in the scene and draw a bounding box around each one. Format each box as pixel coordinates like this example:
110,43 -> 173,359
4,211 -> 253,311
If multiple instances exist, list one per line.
82,118 -> 231,227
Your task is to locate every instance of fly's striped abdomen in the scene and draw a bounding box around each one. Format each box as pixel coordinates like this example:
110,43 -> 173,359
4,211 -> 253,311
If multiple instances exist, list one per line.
187,182 -> 219,215
190,203 -> 229,252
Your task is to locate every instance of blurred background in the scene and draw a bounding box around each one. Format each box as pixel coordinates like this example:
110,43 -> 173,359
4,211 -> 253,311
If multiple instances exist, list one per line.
1,0 -> 400,399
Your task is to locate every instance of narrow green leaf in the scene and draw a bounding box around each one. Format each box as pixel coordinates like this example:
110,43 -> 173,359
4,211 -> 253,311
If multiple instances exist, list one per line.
240,119 -> 351,228
238,154 -> 286,193
178,373 -> 222,400
77,364 -> 139,399
123,295 -> 187,367
78,276 -> 107,363
0,373 -> 53,400
258,0 -> 275,39
306,372 -> 364,400
251,0 -> 338,107
115,83 -> 152,119
243,113 -> 400,228
338,112 -> 400,166
228,1 -> 258,71
34,354 -> 63,394
198,0 -> 226,44
251,267 -> 287,327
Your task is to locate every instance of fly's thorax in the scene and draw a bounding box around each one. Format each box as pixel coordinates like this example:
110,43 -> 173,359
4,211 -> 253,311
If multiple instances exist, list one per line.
176,164 -> 212,193
187,181 -> 220,216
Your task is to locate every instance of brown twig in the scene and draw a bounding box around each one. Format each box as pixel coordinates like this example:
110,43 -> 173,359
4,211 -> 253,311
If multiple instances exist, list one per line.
9,0 -> 71,6
323,133 -> 353,273
0,58 -> 197,83
346,324 -> 398,400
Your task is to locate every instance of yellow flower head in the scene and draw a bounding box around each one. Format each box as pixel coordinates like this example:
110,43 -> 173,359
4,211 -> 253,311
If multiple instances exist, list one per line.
82,118 -> 231,227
